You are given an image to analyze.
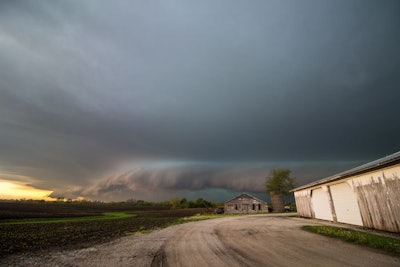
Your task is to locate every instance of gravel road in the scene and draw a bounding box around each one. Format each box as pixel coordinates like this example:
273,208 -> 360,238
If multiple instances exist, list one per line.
2,214 -> 399,267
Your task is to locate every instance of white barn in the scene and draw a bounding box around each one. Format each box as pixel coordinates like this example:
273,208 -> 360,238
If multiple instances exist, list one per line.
293,151 -> 400,232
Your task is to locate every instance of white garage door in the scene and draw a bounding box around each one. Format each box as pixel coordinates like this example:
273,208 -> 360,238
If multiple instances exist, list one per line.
311,188 -> 333,221
330,183 -> 363,226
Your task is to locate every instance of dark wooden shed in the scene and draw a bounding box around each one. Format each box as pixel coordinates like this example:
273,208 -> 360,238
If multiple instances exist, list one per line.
224,193 -> 269,214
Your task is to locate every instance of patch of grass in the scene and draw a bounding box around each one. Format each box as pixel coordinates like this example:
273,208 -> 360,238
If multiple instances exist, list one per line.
127,213 -> 243,235
0,212 -> 135,224
302,225 -> 400,254
179,213 -> 226,223
132,225 -> 154,235
175,213 -> 245,224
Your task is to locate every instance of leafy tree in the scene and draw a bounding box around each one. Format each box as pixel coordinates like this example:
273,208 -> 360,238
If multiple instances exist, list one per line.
179,198 -> 189,208
266,168 -> 296,212
169,197 -> 217,209
169,197 -> 181,209
266,168 -> 296,195
195,198 -> 204,206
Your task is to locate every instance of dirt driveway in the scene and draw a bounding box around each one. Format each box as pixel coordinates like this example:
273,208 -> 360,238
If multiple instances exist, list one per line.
2,214 -> 399,267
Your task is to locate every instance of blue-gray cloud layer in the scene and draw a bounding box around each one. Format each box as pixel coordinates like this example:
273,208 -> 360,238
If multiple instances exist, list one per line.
1,0 -> 399,200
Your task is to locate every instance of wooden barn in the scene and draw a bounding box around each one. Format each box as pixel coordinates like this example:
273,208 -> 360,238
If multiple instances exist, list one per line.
224,193 -> 269,214
293,151 -> 400,233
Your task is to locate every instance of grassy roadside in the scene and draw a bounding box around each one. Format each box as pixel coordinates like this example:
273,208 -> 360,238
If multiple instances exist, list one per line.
176,213 -> 244,224
130,213 -> 243,233
302,225 -> 400,254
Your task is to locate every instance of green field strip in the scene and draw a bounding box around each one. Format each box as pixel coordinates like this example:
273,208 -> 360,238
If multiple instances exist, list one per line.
0,212 -> 135,224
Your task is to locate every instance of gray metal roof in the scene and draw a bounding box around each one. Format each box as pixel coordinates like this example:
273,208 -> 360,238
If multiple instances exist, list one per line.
292,150 -> 400,191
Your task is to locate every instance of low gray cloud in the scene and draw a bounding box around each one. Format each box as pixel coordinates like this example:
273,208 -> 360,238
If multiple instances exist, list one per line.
1,1 -> 399,201
50,160 -> 361,201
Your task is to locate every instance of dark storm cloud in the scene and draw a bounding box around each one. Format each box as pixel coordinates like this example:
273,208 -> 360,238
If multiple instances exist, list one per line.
1,0 -> 399,200
51,160 -> 361,202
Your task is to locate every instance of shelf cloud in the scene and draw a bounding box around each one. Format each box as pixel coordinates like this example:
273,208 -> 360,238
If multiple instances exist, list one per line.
1,0 -> 399,201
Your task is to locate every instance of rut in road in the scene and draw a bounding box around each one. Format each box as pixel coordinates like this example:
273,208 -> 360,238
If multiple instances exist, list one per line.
152,219 -> 251,267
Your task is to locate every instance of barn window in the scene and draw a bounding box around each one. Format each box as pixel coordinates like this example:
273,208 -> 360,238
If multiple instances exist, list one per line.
258,204 -> 261,210
235,204 -> 238,210
252,204 -> 255,210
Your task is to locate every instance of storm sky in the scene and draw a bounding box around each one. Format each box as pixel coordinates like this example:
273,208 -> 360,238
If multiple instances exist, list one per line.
1,0 -> 399,201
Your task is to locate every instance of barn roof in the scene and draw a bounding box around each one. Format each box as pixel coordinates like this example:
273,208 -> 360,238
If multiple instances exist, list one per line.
292,150 -> 400,192
225,193 -> 267,204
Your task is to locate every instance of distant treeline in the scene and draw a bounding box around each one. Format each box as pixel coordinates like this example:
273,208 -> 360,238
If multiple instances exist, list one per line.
166,197 -> 216,209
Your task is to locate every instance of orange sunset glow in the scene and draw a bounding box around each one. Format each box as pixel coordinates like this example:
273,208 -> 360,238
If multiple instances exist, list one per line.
0,179 -> 55,201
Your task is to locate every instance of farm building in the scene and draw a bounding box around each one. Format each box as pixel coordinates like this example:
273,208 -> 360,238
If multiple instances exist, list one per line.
224,193 -> 269,214
293,151 -> 400,233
